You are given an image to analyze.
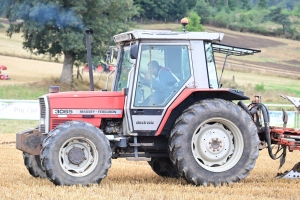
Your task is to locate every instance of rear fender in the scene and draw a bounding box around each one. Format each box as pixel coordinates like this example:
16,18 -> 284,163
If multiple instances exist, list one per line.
156,88 -> 249,136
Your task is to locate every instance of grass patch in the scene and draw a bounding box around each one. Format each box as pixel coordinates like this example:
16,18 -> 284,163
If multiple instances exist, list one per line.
221,73 -> 300,104
0,84 -> 48,100
0,119 -> 39,134
0,75 -> 113,99
254,83 -> 265,92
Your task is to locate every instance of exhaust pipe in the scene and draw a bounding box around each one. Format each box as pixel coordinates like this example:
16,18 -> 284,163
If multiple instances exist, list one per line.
85,28 -> 94,91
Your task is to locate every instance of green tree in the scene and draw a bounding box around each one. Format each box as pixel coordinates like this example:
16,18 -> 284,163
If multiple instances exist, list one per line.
167,1 -> 189,21
228,0 -> 238,11
264,6 -> 292,34
2,0 -> 137,84
185,11 -> 205,32
194,0 -> 216,24
214,0 -> 226,11
187,0 -> 197,9
292,2 -> 300,16
133,0 -> 173,21
240,0 -> 251,10
258,0 -> 268,9
286,0 -> 295,10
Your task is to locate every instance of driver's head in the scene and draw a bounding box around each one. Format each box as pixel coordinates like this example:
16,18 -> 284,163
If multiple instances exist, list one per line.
147,60 -> 161,77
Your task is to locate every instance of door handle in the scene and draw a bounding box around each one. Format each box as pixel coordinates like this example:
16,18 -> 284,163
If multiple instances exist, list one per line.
133,110 -> 144,114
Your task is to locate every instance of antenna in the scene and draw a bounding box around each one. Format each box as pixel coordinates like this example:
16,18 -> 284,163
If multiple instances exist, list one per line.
180,18 -> 188,32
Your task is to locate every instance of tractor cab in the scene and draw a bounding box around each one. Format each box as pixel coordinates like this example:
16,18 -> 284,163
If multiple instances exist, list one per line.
111,30 -> 260,134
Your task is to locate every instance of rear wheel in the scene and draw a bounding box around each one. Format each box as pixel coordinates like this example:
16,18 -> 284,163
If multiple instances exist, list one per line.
23,152 -> 46,178
169,99 -> 259,186
148,157 -> 180,178
40,121 -> 111,186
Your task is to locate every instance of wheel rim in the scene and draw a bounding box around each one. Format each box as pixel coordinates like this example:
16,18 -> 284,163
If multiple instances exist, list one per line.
191,118 -> 244,172
59,137 -> 98,177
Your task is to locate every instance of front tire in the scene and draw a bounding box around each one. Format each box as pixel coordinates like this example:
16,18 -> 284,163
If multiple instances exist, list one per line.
169,99 -> 259,186
40,121 -> 111,186
23,152 -> 47,178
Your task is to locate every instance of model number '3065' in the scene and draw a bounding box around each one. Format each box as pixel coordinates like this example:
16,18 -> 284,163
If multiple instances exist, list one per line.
53,109 -> 73,114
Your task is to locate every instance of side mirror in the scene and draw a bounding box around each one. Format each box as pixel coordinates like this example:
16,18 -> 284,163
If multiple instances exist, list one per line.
130,43 -> 138,59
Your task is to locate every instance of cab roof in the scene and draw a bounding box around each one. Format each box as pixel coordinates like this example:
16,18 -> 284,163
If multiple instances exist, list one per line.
113,30 -> 224,43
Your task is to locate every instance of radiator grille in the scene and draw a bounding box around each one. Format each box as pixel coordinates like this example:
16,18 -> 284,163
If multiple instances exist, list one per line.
52,119 -> 71,129
39,97 -> 46,133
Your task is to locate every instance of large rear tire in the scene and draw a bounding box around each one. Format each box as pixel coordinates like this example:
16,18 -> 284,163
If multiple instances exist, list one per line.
169,99 -> 259,186
23,152 -> 47,178
148,157 -> 180,178
40,121 -> 111,186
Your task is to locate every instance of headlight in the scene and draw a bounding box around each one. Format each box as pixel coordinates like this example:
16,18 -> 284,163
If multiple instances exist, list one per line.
40,118 -> 45,125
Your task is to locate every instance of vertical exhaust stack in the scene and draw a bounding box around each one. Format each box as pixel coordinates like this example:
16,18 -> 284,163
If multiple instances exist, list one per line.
85,28 -> 94,91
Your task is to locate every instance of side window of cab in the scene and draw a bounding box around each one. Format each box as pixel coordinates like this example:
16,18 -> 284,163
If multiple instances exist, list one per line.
134,45 -> 191,107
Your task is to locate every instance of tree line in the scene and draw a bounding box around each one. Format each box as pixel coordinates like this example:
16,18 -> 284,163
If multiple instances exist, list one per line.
134,0 -> 299,21
134,0 -> 300,40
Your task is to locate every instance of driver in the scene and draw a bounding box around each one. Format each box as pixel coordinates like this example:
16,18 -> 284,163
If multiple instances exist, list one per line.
141,60 -> 179,105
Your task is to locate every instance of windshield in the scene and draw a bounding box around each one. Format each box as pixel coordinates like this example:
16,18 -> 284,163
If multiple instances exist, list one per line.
114,45 -> 135,91
204,42 -> 218,88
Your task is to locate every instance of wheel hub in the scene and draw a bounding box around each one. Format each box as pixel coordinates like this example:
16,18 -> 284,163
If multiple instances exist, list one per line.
210,138 -> 221,150
59,138 -> 98,177
192,122 -> 236,168
68,147 -> 85,165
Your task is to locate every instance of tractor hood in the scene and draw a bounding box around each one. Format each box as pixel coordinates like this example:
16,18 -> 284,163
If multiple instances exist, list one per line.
47,91 -> 124,99
46,91 -> 125,119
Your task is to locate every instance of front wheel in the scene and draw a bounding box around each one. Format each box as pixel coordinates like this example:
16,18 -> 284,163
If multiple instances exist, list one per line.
23,152 -> 47,178
40,121 -> 112,186
169,99 -> 259,186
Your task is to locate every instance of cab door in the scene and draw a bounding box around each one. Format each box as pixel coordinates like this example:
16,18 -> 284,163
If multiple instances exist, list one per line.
127,43 -> 193,133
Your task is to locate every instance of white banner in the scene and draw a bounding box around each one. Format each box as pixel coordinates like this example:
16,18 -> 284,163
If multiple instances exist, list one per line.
0,99 -> 39,120
0,100 -> 299,129
268,111 -> 296,127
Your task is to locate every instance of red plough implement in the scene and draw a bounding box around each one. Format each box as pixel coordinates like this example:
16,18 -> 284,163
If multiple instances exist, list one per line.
270,96 -> 300,178
271,127 -> 300,151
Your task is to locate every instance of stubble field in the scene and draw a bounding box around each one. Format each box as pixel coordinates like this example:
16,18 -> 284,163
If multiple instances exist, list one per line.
1,133 -> 300,199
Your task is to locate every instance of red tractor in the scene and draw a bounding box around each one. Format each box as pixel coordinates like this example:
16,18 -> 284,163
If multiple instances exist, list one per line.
16,22 -> 300,186
0,65 -> 10,80
82,62 -> 115,74
82,46 -> 116,74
